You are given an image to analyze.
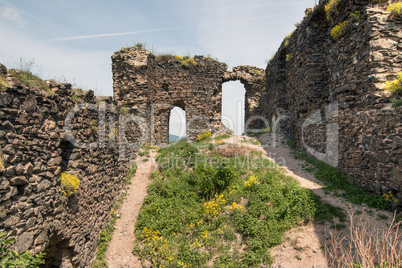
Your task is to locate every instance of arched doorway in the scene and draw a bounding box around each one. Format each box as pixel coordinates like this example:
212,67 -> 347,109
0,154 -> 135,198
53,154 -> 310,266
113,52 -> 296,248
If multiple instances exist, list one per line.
221,81 -> 246,135
169,106 -> 186,143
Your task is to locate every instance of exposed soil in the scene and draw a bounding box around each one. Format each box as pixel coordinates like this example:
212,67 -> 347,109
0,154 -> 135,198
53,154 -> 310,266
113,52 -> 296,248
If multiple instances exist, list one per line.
105,152 -> 157,268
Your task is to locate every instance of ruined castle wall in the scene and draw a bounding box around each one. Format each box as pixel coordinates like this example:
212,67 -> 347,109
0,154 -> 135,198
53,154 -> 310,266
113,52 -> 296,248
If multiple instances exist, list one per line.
112,48 -> 266,144
263,0 -> 402,196
0,67 -> 138,267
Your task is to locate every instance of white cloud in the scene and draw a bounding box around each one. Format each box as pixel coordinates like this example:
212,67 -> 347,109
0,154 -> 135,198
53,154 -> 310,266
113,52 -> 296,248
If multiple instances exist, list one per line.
0,7 -> 27,27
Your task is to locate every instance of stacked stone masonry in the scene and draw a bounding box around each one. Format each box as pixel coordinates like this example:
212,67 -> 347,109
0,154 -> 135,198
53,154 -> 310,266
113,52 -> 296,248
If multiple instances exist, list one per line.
0,65 -> 138,267
0,0 -> 401,266
112,48 -> 265,144
262,0 -> 401,198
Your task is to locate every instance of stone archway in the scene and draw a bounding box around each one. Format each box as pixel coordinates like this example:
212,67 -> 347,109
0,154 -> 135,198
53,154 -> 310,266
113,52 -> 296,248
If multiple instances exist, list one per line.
169,106 -> 186,143
112,47 -> 265,145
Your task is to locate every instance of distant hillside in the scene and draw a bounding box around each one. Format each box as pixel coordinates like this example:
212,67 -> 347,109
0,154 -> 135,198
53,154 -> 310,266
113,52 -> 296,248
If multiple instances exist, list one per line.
169,134 -> 185,143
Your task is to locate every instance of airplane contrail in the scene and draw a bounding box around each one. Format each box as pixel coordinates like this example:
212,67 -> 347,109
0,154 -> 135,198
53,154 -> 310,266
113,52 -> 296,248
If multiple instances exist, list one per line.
47,28 -> 176,42
0,0 -> 57,29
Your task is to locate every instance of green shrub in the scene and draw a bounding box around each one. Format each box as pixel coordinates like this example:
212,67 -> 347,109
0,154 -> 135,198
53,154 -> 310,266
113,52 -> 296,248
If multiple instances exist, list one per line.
331,21 -> 349,40
387,3 -> 402,17
181,57 -> 197,67
325,0 -> 341,20
134,42 -> 145,49
384,71 -> 402,95
0,232 -> 45,267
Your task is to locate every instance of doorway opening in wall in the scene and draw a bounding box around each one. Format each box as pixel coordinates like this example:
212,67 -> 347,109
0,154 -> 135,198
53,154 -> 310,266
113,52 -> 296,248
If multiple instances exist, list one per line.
169,106 -> 186,143
222,81 -> 245,135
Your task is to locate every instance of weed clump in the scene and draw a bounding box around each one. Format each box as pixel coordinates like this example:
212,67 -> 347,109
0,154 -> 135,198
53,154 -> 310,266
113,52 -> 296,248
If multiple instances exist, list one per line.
284,33 -> 293,47
331,21 -> 349,40
325,0 -> 341,21
384,71 -> 402,95
286,53 -> 294,62
197,131 -> 211,142
155,54 -> 175,63
387,3 -> 402,17
60,172 -> 80,197
8,69 -> 50,92
119,107 -> 129,115
393,99 -> 402,108
181,57 -> 197,67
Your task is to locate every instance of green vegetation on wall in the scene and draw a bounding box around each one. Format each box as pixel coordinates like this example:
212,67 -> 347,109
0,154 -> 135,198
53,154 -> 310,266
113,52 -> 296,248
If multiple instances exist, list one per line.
385,71 -> 402,95
387,3 -> 402,17
181,57 -> 198,67
325,0 -> 341,21
331,21 -> 349,40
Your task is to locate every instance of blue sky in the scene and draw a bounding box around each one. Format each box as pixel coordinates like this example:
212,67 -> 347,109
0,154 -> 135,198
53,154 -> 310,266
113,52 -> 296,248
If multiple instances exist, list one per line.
0,0 -> 317,135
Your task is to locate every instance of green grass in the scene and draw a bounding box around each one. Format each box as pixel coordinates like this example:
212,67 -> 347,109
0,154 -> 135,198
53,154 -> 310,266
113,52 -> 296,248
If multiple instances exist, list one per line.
93,163 -> 138,268
291,149 -> 392,211
242,139 -> 261,146
134,140 -> 345,267
246,128 -> 269,138
8,69 -> 51,93
393,99 -> 402,108
214,134 -> 231,140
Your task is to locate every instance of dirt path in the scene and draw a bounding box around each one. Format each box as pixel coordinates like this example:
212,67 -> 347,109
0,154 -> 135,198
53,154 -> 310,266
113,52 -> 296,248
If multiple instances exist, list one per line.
105,152 -> 157,268
224,134 -> 395,268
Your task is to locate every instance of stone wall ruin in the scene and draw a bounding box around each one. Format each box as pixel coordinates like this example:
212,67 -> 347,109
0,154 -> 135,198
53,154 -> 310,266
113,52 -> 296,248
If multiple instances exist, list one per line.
112,48 -> 265,144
